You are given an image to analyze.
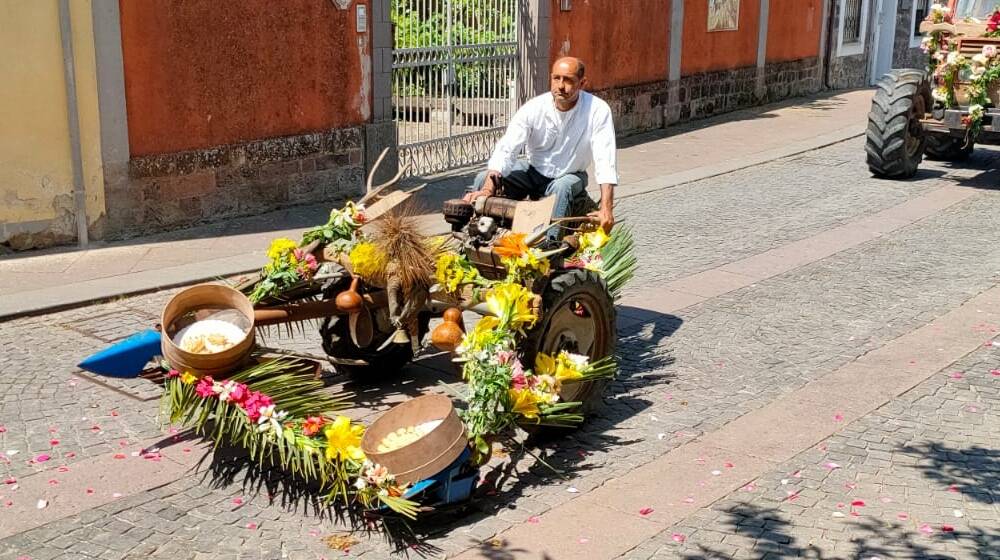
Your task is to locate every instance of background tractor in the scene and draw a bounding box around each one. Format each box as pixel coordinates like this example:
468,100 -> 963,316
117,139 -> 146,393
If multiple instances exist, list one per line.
867,0 -> 1000,178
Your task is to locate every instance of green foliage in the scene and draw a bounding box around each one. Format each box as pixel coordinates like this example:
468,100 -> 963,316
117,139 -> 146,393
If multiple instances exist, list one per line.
600,225 -> 638,301
392,0 -> 516,98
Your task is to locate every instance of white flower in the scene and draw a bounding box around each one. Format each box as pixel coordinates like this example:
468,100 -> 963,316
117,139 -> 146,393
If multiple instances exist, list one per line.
973,53 -> 988,66
256,405 -> 288,434
934,51 -> 946,62
946,51 -> 961,65
217,380 -> 238,402
930,3 -> 949,15
354,477 -> 368,490
932,87 -> 949,102
561,351 -> 590,369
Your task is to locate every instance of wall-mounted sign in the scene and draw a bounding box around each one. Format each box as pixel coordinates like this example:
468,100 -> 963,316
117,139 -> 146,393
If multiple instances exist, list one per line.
356,4 -> 367,32
708,0 -> 739,32
331,0 -> 351,10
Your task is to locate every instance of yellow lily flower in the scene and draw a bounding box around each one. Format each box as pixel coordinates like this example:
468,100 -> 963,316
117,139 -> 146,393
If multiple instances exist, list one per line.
180,372 -> 198,385
509,388 -> 541,420
555,351 -> 588,382
534,352 -> 556,377
324,416 -> 366,462
486,282 -> 537,331
580,228 -> 610,252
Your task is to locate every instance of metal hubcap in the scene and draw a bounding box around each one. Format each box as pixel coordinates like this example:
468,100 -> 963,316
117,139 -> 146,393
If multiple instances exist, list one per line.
540,292 -> 611,403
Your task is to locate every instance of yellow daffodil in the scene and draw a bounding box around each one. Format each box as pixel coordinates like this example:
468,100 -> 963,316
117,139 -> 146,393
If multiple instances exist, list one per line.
267,238 -> 298,260
486,282 -> 537,331
509,388 -> 541,420
459,316 -> 500,353
349,242 -> 387,281
324,416 -> 366,462
180,372 -> 198,385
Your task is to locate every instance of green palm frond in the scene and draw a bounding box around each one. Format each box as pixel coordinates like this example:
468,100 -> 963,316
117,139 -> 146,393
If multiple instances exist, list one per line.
600,225 -> 637,299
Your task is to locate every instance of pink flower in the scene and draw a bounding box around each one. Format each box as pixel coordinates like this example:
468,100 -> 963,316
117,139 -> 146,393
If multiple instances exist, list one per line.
166,369 -> 181,378
195,377 -> 216,398
496,350 -> 514,365
511,371 -> 529,390
241,391 -> 274,423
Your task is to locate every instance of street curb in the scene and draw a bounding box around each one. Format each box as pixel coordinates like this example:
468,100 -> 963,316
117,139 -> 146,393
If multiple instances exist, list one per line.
0,127 -> 864,322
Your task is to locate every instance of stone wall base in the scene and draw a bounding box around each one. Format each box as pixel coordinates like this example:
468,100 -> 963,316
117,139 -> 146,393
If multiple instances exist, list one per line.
592,57 -> 823,136
102,124 -> 387,240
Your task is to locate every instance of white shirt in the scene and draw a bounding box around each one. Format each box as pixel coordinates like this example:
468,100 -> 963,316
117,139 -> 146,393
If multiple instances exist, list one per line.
487,92 -> 619,186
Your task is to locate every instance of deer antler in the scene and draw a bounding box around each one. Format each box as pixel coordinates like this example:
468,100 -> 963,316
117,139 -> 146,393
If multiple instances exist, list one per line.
360,148 -> 409,206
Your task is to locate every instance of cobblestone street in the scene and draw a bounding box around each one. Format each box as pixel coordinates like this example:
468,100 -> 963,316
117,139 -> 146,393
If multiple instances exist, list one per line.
2,137 -> 999,559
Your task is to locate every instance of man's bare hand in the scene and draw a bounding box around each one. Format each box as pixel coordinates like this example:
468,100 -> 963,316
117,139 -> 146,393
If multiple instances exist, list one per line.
464,170 -> 502,203
588,207 -> 615,233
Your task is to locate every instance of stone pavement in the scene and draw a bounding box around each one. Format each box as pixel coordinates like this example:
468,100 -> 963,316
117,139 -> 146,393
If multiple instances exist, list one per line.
0,89 -> 872,318
1,131 -> 999,557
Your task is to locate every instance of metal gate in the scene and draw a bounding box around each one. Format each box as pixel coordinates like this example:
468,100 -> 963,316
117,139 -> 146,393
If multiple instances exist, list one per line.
392,0 -> 519,177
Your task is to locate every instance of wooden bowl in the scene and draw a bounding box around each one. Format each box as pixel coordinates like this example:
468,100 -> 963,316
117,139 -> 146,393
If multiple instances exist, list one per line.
161,284 -> 256,378
361,394 -> 467,484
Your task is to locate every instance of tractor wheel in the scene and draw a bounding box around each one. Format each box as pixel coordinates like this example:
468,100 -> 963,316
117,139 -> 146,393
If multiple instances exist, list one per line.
521,269 -> 617,417
866,69 -> 932,179
924,133 -> 974,161
319,280 -> 429,379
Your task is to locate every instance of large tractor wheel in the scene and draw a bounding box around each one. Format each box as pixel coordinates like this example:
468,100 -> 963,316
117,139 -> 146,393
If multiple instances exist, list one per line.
866,69 -> 932,179
925,133 -> 974,161
521,269 -> 617,417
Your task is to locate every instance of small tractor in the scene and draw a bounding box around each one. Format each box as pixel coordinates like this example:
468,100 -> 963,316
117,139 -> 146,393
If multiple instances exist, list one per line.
867,0 -> 1000,178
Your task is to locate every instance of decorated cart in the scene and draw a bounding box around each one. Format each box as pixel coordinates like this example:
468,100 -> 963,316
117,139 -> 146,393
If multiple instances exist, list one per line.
79,151 -> 636,521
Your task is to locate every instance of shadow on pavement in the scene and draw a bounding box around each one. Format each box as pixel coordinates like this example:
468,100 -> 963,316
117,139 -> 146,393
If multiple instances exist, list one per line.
898,442 -> 999,505
678,501 -> 999,560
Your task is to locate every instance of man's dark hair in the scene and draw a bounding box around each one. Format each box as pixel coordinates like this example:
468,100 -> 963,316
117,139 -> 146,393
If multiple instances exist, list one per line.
576,59 -> 586,79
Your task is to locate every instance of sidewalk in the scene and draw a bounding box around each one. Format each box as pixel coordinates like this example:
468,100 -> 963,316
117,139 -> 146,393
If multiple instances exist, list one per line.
0,89 -> 873,319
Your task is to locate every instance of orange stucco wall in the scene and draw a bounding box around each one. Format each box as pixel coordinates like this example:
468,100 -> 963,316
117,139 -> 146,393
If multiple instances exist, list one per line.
681,0 -> 760,75
120,0 -> 369,157
549,0 -> 670,91
766,0 -> 823,62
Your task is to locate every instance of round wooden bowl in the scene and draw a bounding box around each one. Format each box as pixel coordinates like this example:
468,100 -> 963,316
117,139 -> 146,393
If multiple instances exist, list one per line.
360,394 -> 467,485
161,284 -> 256,378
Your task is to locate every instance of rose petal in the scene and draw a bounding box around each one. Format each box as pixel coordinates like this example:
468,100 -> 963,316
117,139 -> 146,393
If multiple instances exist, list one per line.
724,462 -> 735,468
780,479 -> 789,485
671,533 -> 686,543
57,466 -> 69,473
950,372 -> 964,379
942,525 -> 955,532
246,522 -> 258,530
825,462 -> 841,470
948,484 -> 959,492
683,496 -> 695,504
742,483 -> 756,492
527,516 -> 540,524
851,500 -> 866,507
792,470 -> 802,478
0,426 -> 5,433
47,479 -> 58,485
34,454 -> 50,463
64,452 -> 75,458
639,507 -> 654,516
49,440 -> 59,446
832,512 -> 845,518
578,537 -> 590,544
897,512 -> 909,520
36,499 -> 47,509
710,470 -> 721,476
86,488 -> 94,495
567,487 -> 579,493
112,492 -> 123,498
953,510 -> 964,518
232,497 -> 243,506
113,453 -> 126,460
182,448 -> 191,453
919,524 -> 934,534
991,369 -> 1000,376
3,478 -> 15,485
111,410 -> 119,417
833,413 -> 844,422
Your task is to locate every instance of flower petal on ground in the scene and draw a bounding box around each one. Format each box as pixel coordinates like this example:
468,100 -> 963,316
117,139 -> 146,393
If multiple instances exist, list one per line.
639,507 -> 654,516
671,533 -> 686,543
851,500 -> 866,507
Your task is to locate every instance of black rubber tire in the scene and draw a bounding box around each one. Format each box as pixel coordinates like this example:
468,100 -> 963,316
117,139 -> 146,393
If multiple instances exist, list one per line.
318,280 -> 429,379
520,269 -> 617,417
866,69 -> 932,179
924,133 -> 974,161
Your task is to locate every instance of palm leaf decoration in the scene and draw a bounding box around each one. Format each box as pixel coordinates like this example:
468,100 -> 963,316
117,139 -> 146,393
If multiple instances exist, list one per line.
600,225 -> 637,300
161,355 -> 419,518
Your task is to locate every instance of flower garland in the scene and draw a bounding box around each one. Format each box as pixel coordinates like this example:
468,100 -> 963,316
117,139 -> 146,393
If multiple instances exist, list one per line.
162,358 -> 418,518
437,232 -> 621,462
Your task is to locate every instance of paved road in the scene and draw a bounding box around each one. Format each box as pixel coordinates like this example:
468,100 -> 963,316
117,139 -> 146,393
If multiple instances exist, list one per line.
1,138 -> 999,559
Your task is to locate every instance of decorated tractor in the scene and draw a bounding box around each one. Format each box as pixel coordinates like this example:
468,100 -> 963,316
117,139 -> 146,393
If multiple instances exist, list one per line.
78,150 -> 635,520
867,1 -> 1000,178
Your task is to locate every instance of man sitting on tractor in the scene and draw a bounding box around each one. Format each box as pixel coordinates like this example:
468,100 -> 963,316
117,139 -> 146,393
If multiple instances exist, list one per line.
464,56 -> 618,237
